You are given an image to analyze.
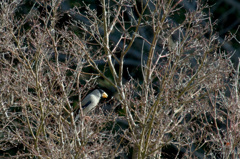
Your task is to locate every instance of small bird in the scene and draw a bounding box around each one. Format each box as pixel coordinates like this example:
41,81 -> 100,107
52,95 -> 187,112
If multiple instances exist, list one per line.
75,89 -> 108,121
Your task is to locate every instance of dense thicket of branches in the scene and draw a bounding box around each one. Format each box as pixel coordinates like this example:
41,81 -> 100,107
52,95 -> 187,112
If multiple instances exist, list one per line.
0,0 -> 239,158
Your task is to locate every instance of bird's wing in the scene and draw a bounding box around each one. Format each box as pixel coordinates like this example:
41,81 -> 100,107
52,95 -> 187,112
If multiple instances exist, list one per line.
82,100 -> 92,109
74,100 -> 92,122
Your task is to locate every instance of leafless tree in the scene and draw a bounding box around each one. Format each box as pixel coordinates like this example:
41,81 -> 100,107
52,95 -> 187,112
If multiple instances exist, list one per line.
0,0 -> 239,158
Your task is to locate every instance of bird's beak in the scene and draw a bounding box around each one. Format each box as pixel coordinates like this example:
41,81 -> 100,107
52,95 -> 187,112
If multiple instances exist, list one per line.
102,92 -> 108,98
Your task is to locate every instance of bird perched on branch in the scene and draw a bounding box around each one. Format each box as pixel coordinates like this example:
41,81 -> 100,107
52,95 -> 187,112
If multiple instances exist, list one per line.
75,89 -> 108,121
